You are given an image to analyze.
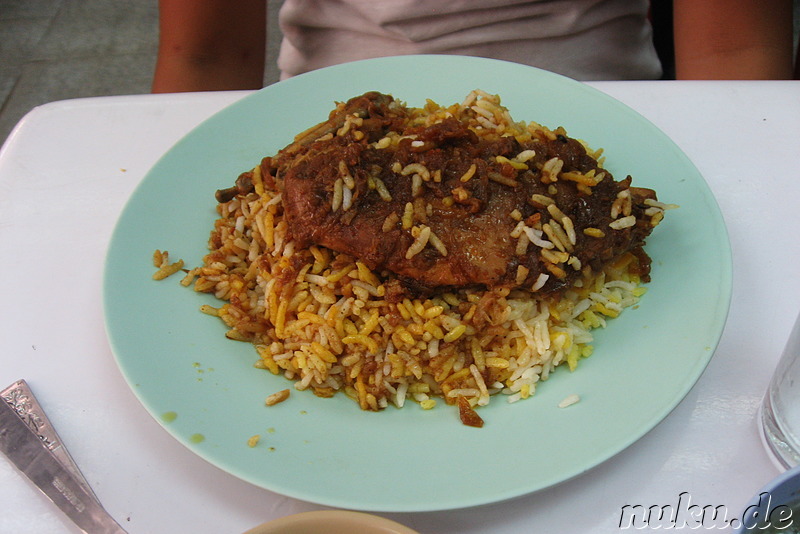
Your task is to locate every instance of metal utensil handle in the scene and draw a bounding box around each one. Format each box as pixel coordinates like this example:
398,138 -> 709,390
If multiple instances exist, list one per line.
0,388 -> 127,533
1,379 -> 97,499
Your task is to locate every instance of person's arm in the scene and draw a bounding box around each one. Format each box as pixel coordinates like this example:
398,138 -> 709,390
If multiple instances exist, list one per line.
152,0 -> 267,93
672,0 -> 794,80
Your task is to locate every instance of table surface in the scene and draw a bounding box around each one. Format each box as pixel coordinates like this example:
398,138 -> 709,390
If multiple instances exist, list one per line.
1,80 -> 798,533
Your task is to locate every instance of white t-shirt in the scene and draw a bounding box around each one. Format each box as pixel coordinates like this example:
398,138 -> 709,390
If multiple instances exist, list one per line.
277,0 -> 662,81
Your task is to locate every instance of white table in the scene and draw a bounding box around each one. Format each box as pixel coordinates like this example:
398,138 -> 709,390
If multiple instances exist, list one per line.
1,81 -> 798,533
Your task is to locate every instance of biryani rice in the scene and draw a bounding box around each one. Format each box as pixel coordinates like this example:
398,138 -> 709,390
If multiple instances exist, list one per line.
176,90 -> 665,422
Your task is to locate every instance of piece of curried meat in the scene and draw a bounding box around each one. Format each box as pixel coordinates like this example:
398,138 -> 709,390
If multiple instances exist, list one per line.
241,92 -> 663,295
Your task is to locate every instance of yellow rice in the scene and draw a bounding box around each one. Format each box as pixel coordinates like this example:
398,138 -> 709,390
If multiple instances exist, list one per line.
170,90 -> 663,422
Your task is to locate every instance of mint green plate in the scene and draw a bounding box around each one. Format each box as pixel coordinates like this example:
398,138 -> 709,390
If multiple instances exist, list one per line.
104,55 -> 731,512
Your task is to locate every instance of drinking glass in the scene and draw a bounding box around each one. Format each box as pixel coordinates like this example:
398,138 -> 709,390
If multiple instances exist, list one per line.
761,311 -> 800,469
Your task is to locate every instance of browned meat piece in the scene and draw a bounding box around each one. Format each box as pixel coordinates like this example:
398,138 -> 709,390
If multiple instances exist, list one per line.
291,91 -> 397,148
215,93 -> 397,203
216,169 -> 256,203
457,396 -> 484,428
236,92 -> 662,295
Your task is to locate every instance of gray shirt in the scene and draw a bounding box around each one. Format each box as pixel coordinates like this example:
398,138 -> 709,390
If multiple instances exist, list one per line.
277,0 -> 663,81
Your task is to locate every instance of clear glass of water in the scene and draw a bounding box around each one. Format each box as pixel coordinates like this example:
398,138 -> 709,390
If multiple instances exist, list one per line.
761,311 -> 800,469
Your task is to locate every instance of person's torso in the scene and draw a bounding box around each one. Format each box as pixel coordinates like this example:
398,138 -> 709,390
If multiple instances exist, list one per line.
277,0 -> 662,81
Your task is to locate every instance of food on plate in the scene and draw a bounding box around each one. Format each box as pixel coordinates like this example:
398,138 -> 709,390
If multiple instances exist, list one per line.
152,249 -> 184,280
179,90 -> 673,426
558,394 -> 581,408
265,388 -> 291,406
